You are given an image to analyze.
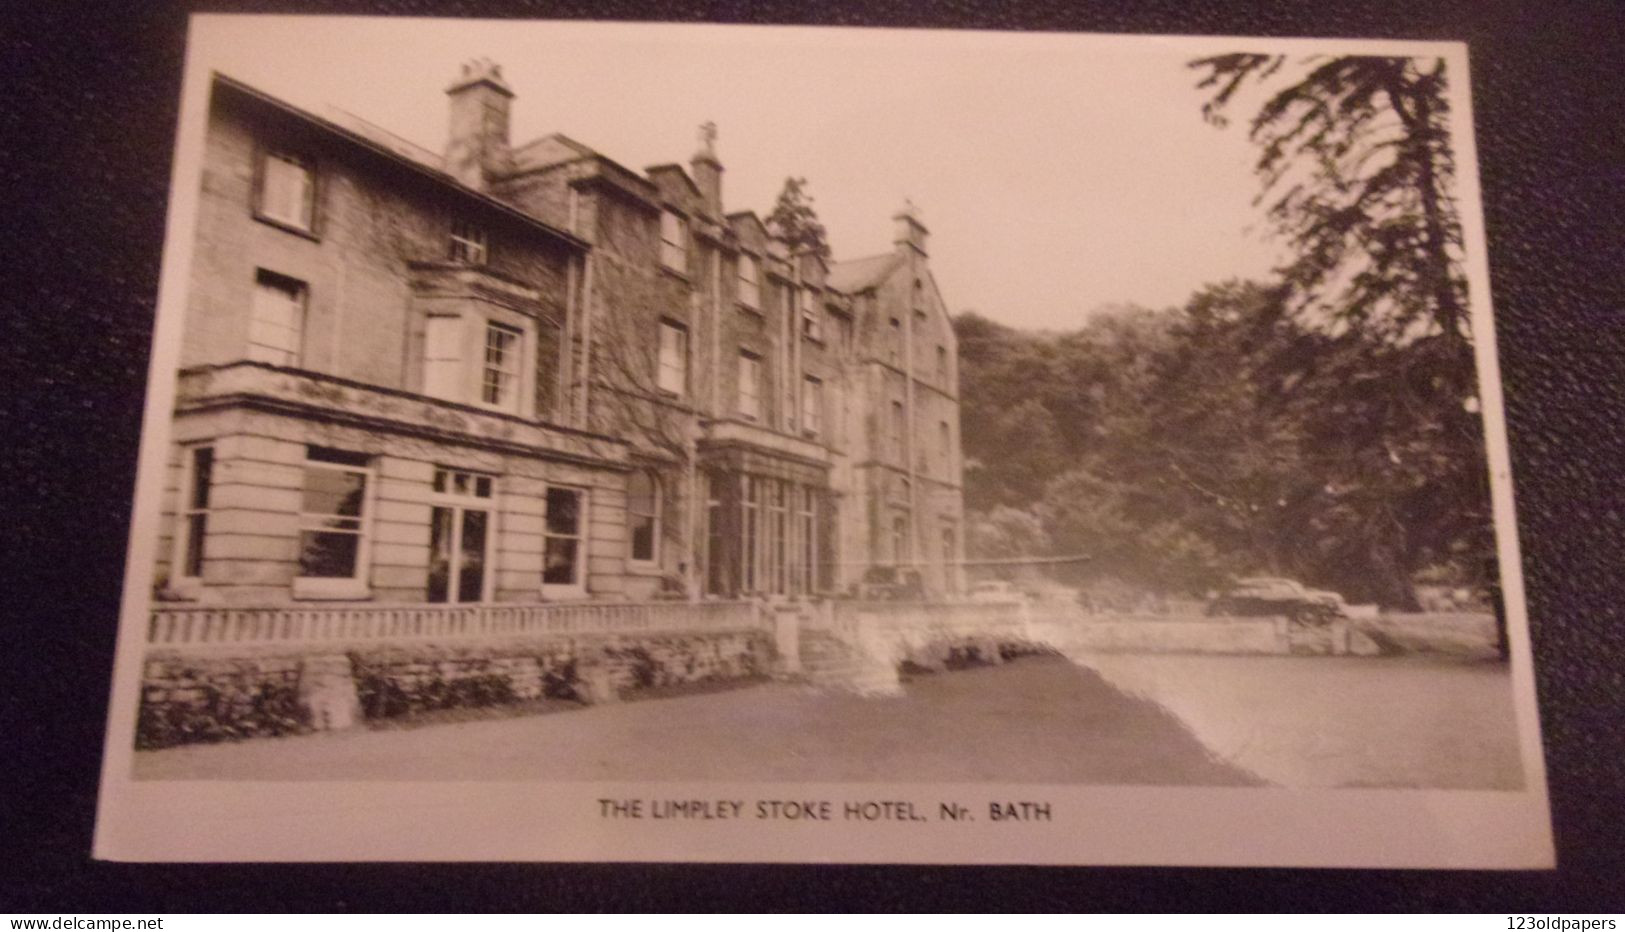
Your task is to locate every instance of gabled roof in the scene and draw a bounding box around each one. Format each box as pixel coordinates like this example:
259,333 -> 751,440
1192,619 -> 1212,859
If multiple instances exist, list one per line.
645,163 -> 703,202
727,211 -> 769,247
212,72 -> 589,253
323,106 -> 445,171
827,252 -> 903,294
509,132 -> 599,171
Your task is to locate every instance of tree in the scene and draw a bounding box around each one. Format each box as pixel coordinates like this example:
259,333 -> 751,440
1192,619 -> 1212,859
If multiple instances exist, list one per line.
966,505 -> 1051,562
1192,54 -> 1492,604
765,176 -> 831,258
1191,55 -> 1466,348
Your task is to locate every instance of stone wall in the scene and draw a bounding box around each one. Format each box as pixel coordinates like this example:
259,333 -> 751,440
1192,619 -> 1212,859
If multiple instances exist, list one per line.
137,655 -> 308,749
136,629 -> 771,749
187,86 -> 576,382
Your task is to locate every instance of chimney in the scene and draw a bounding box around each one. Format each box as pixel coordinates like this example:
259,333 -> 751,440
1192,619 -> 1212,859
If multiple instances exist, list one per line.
445,58 -> 514,192
691,121 -> 723,217
893,198 -> 929,257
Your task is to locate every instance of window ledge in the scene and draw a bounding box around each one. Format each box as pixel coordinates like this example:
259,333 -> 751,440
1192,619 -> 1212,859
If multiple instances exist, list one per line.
155,582 -> 203,603
292,578 -> 372,601
252,212 -> 321,243
658,264 -> 691,284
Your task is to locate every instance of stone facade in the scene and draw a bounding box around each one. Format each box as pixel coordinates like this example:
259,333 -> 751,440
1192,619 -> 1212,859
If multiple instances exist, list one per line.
157,63 -> 964,612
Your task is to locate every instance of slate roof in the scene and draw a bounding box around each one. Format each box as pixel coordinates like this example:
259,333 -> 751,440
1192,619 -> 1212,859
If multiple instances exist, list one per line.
827,252 -> 903,294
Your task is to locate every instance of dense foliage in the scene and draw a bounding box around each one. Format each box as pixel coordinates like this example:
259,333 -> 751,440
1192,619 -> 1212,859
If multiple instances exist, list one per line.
765,176 -> 831,259
957,55 -> 1492,609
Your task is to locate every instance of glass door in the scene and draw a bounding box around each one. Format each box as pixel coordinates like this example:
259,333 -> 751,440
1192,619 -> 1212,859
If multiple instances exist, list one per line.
427,468 -> 493,603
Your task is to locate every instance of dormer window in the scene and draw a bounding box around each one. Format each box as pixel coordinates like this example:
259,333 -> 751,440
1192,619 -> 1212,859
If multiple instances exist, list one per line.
660,210 -> 687,272
737,254 -> 760,309
256,149 -> 316,233
449,220 -> 488,265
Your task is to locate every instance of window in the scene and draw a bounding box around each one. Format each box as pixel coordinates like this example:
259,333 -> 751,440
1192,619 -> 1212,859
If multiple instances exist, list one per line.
802,376 -> 823,438
741,477 -> 760,592
628,470 -> 660,564
801,289 -> 822,342
942,526 -> 958,594
795,486 -> 817,595
704,473 -> 726,596
738,351 -> 762,420
659,209 -> 686,272
427,468 -> 493,604
889,317 -> 902,363
657,320 -> 688,396
176,445 -> 214,582
449,220 -> 488,265
296,446 -> 371,597
248,270 -> 305,367
769,481 -> 789,594
257,149 -> 316,232
891,400 -> 906,464
543,486 -> 587,593
480,321 -> 522,411
737,254 -> 760,309
937,345 -> 949,382
829,381 -> 844,445
939,420 -> 952,465
423,316 -> 461,400
892,514 -> 910,567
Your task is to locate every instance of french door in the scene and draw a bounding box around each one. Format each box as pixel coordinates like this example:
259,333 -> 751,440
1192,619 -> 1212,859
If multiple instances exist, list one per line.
427,468 -> 493,604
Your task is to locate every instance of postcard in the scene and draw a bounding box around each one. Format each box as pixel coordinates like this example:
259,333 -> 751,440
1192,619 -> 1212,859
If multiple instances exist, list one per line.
94,14 -> 1553,867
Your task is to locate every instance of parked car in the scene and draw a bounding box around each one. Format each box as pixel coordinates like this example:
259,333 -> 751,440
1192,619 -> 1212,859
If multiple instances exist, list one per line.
967,580 -> 1028,604
1206,576 -> 1348,623
857,566 -> 926,602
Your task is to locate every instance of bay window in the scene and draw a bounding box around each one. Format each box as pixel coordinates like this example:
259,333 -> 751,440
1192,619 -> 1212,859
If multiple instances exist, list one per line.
422,314 -> 535,415
480,321 -> 522,411
174,445 -> 214,584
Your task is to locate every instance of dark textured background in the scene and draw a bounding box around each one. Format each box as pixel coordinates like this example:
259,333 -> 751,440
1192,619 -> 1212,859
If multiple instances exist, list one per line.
3,0 -> 1622,912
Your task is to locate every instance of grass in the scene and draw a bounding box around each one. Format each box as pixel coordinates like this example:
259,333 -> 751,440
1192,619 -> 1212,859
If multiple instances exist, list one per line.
135,656 -> 1261,784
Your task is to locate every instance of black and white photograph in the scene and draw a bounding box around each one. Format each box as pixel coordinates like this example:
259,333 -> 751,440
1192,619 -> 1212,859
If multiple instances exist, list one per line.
92,15 -> 1553,867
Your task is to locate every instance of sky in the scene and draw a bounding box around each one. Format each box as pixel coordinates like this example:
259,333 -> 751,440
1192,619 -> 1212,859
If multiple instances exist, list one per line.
190,17 -> 1293,332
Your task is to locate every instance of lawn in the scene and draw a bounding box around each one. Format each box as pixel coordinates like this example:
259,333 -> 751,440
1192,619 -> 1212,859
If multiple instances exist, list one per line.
134,655 -> 1261,785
